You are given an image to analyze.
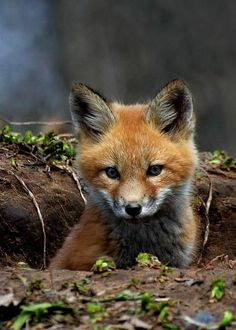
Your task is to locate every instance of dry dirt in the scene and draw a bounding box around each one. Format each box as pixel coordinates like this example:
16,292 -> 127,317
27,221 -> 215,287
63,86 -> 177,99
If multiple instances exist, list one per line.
0,262 -> 236,329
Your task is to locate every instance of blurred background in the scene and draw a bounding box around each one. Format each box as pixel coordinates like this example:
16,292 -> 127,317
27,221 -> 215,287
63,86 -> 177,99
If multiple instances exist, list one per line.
0,0 -> 235,155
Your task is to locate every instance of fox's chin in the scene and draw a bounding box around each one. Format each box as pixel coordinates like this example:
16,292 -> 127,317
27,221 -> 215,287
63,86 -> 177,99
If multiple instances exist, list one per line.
111,209 -> 158,223
123,216 -> 151,224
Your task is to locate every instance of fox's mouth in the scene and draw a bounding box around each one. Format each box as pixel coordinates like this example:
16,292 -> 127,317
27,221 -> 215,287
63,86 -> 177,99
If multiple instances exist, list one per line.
123,215 -> 150,224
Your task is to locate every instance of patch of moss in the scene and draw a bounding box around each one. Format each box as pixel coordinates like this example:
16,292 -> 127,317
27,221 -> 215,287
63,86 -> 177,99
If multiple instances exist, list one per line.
208,150 -> 236,171
0,125 -> 76,164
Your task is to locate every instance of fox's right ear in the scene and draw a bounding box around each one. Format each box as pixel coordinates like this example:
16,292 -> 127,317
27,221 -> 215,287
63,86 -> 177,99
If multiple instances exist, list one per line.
70,83 -> 116,139
146,80 -> 194,139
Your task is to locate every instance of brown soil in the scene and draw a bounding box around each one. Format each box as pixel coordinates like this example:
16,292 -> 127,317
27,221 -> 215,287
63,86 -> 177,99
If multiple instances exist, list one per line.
0,144 -> 85,268
0,263 -> 235,329
194,157 -> 236,264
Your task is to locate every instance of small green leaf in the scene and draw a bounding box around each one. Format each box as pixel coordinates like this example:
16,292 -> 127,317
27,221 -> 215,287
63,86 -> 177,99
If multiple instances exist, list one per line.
93,326 -> 112,330
140,292 -> 158,312
24,131 -> 33,144
28,279 -> 43,292
86,302 -> 104,314
211,278 -> 225,301
92,256 -> 116,273
11,302 -> 73,330
218,311 -> 233,328
21,302 -> 52,313
2,125 -> 10,135
74,276 -> 91,294
11,311 -> 31,330
115,290 -> 137,301
209,150 -> 236,170
163,323 -> 179,330
158,306 -> 169,321
63,143 -> 76,158
136,252 -> 161,268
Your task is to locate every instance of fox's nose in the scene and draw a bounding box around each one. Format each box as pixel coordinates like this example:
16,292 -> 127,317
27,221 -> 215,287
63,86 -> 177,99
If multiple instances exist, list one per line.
125,203 -> 142,217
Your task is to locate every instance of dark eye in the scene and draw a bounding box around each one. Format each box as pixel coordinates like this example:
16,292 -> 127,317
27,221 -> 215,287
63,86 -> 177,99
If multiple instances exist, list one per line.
146,164 -> 163,176
105,167 -> 120,179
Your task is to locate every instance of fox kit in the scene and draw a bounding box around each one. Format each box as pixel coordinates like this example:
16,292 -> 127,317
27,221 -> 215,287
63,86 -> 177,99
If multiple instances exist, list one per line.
51,79 -> 199,270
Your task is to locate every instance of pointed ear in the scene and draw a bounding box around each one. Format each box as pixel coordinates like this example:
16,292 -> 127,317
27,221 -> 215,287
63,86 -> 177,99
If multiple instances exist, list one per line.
146,80 -> 194,138
69,83 -> 116,139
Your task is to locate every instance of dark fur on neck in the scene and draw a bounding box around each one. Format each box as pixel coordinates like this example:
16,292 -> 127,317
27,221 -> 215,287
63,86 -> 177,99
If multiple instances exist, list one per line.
88,183 -> 194,268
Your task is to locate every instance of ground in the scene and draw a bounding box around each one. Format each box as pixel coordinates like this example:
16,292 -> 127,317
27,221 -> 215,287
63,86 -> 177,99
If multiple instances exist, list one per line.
0,260 -> 235,329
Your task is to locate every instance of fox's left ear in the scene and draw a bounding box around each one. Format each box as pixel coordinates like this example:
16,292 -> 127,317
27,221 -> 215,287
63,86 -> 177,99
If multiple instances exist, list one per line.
146,80 -> 194,138
69,83 -> 116,140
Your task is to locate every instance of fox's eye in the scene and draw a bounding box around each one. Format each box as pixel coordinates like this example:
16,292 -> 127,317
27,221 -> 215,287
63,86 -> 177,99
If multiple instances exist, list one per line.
105,167 -> 120,179
146,164 -> 163,176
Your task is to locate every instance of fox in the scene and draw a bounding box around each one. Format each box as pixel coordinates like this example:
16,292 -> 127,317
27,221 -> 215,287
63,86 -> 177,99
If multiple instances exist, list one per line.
50,79 -> 199,271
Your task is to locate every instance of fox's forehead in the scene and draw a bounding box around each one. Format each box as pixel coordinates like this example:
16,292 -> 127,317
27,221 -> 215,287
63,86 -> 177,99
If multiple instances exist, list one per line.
109,102 -> 168,143
111,102 -> 148,116
110,102 -> 149,136
93,105 -> 183,168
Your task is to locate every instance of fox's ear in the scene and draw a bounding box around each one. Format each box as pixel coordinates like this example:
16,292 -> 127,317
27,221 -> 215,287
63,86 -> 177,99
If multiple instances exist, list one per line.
70,83 -> 116,139
146,80 -> 194,138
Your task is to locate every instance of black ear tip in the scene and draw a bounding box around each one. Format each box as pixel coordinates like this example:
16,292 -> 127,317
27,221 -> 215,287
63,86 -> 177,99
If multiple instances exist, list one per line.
165,79 -> 191,92
171,78 -> 186,84
70,82 -> 107,102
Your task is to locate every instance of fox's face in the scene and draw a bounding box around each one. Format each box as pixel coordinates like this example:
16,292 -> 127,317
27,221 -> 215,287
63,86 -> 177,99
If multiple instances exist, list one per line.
70,80 -> 198,221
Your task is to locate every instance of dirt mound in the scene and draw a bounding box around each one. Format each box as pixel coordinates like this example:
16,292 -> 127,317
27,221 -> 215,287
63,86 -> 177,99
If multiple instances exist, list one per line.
0,144 -> 84,268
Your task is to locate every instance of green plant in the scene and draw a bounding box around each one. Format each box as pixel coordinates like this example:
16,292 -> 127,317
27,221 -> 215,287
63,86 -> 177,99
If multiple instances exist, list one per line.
74,276 -> 91,294
136,252 -> 161,268
218,311 -> 233,329
92,256 -> 116,273
209,150 -> 236,170
211,278 -> 226,301
0,125 -> 76,164
12,302 -> 73,330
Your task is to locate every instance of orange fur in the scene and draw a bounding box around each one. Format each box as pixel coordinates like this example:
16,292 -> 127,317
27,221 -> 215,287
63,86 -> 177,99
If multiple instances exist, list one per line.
50,207 -> 111,270
51,80 -> 199,270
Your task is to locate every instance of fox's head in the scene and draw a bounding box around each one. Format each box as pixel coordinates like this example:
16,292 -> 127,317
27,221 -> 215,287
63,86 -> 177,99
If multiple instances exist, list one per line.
70,80 -> 198,221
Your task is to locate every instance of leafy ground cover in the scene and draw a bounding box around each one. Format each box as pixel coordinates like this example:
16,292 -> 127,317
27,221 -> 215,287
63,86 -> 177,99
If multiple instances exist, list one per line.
0,256 -> 235,329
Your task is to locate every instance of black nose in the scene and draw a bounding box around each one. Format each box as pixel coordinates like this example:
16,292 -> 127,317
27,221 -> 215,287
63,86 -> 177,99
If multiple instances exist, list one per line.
125,203 -> 142,217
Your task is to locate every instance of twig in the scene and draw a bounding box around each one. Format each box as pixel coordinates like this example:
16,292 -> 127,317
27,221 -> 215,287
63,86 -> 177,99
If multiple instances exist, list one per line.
198,195 -> 210,245
204,254 -> 226,270
9,120 -> 72,126
200,166 -> 213,214
225,256 -> 236,269
0,168 -> 47,269
66,166 -> 87,205
57,133 -> 75,139
197,165 -> 213,265
6,151 -> 18,159
200,164 -> 213,214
